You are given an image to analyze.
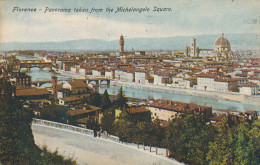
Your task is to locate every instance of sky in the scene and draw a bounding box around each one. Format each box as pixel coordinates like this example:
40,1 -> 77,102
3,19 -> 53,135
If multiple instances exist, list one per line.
0,0 -> 260,42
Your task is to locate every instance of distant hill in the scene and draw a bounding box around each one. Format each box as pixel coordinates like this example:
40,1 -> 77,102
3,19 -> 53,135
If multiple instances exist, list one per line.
0,33 -> 259,51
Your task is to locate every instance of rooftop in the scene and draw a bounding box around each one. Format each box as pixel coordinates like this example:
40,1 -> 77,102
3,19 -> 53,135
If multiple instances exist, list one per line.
16,88 -> 50,96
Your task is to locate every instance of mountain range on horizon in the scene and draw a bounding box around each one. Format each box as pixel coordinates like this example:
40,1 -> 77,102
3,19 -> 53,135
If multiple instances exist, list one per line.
0,33 -> 259,52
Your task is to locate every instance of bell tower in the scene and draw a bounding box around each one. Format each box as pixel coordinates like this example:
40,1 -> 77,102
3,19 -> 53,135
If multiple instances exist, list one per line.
119,35 -> 124,53
190,38 -> 196,57
51,75 -> 57,102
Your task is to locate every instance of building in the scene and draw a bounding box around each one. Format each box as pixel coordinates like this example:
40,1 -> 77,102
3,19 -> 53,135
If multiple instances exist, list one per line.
115,106 -> 151,122
184,33 -> 232,58
239,83 -> 259,95
214,33 -> 231,52
147,99 -> 212,121
190,38 -> 196,57
62,80 -> 89,94
12,72 -> 31,87
58,95 -> 82,105
67,104 -> 102,127
196,73 -> 248,92
244,110 -> 258,120
16,87 -> 50,100
119,35 -> 145,56
135,71 -> 146,84
119,34 -> 124,53
51,75 -> 57,102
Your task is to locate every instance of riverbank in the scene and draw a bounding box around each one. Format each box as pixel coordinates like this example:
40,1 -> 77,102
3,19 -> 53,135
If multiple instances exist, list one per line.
55,70 -> 259,111
111,80 -> 260,108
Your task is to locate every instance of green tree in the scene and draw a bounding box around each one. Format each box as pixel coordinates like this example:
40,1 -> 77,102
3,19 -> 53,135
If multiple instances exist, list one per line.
0,78 -> 40,164
101,89 -> 111,110
233,121 -> 259,165
90,92 -> 102,107
113,110 -> 136,142
101,108 -> 115,134
167,114 -> 216,165
206,118 -> 237,165
39,145 -> 76,165
0,78 -> 77,164
114,86 -> 128,109
40,104 -> 62,122
132,121 -> 166,147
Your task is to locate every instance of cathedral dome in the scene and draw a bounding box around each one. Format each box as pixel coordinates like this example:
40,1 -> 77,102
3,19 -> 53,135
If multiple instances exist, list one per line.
214,34 -> 231,51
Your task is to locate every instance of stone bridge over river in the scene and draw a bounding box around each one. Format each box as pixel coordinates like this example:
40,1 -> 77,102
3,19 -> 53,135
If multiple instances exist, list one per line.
32,119 -> 182,165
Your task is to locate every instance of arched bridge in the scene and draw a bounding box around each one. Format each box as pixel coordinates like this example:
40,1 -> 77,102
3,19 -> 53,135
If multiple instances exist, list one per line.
20,61 -> 54,71
32,77 -> 111,87
31,78 -> 73,87
20,59 -> 45,63
85,77 -> 111,85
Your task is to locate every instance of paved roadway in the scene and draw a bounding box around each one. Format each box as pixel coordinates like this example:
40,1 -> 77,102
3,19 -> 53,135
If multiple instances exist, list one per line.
32,124 -> 183,165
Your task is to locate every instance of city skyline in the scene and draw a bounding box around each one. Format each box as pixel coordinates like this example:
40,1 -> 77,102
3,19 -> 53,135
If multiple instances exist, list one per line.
0,0 -> 260,42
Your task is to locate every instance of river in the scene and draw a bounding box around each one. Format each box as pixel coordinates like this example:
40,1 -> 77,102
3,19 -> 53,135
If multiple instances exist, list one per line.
17,55 -> 259,112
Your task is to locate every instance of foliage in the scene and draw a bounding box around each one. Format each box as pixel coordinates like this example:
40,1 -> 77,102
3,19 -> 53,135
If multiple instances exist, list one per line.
113,109 -> 135,142
39,105 -> 63,122
167,114 -> 216,165
132,120 -> 167,147
101,108 -> 115,134
0,78 -> 76,164
101,89 -> 111,110
40,145 -> 77,165
113,109 -> 167,147
6,55 -> 20,73
0,78 -> 39,164
207,119 -> 260,165
89,92 -> 102,107
114,86 -> 128,109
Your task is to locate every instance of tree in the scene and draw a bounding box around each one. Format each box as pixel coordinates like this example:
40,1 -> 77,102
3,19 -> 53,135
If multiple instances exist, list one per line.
101,89 -> 111,110
234,121 -> 259,165
114,86 -> 128,109
132,121 -> 166,147
207,118 -> 260,165
167,114 -> 216,165
113,109 -> 135,142
39,104 -> 61,122
89,92 -> 102,107
0,78 -> 76,164
0,78 -> 40,164
206,118 -> 238,165
101,108 -> 115,134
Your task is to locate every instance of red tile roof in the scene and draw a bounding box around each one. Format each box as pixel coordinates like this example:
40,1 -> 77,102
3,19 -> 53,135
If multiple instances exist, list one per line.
16,88 -> 50,96
68,80 -> 87,88
127,106 -> 150,114
244,110 -> 258,114
196,72 -> 216,78
215,77 -> 247,82
61,96 -> 81,102
240,83 -> 258,87
149,99 -> 211,113
67,105 -> 101,116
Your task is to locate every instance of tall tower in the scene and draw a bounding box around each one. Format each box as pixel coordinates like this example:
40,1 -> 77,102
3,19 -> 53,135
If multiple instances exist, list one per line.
51,75 -> 57,102
190,38 -> 196,57
119,35 -> 124,53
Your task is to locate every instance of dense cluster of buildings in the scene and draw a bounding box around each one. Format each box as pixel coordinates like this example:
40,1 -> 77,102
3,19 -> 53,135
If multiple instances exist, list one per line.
31,34 -> 260,96
0,33 -> 259,128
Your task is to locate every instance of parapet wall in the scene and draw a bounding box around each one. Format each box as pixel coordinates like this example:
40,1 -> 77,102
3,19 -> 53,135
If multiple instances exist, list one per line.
32,118 -> 120,142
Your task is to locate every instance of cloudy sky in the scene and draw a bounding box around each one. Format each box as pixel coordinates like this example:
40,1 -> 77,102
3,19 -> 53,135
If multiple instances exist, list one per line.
1,0 -> 259,42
